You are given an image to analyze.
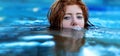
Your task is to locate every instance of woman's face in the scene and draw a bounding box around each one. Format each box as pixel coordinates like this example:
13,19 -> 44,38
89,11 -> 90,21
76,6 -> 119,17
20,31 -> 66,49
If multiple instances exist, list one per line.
62,5 -> 85,29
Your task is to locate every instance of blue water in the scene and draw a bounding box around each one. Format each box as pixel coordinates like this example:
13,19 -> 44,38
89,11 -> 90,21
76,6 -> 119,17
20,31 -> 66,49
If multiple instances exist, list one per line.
0,0 -> 120,56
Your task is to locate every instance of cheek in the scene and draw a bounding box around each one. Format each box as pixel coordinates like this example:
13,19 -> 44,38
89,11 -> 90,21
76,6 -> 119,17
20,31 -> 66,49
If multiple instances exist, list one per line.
78,20 -> 85,28
62,20 -> 71,28
61,19 -> 85,28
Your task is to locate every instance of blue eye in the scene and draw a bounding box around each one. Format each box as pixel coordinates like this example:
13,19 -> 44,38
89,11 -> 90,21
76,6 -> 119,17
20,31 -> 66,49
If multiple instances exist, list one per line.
64,16 -> 71,20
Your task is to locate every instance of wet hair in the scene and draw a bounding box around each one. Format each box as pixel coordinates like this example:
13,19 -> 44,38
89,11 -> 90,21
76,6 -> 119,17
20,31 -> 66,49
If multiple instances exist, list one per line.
48,0 -> 93,30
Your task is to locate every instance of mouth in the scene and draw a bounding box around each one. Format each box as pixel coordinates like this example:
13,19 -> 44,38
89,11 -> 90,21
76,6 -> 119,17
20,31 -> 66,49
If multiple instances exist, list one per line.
72,25 -> 82,30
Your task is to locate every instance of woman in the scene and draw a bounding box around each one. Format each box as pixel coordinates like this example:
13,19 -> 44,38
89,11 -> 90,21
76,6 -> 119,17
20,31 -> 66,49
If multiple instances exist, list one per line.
48,0 -> 93,30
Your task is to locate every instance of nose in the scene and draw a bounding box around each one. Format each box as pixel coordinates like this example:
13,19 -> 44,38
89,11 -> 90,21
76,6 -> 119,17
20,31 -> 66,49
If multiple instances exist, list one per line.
71,19 -> 78,26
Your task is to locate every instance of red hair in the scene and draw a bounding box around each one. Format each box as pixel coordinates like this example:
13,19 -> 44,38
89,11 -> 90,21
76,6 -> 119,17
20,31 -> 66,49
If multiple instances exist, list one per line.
48,0 -> 93,30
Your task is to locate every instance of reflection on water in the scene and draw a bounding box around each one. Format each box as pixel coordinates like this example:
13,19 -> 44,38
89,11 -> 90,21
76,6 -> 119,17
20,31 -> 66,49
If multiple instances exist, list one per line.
0,28 -> 85,56
53,28 -> 85,56
54,34 -> 85,56
0,27 -> 120,56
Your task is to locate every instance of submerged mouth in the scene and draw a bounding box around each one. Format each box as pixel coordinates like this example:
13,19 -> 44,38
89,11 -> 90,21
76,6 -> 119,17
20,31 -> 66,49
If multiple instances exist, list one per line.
72,26 -> 82,30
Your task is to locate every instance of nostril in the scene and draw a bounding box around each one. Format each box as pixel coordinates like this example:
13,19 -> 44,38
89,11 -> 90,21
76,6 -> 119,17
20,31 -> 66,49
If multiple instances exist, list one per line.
72,22 -> 77,26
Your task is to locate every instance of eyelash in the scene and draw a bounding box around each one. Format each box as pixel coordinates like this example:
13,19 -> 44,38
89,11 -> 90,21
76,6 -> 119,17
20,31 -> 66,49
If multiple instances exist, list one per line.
77,16 -> 83,19
64,16 -> 82,20
64,16 -> 71,20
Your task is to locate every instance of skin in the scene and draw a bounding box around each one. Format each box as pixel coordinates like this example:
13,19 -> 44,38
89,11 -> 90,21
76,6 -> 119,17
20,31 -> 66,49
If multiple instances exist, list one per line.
48,0 -> 93,30
62,5 -> 84,29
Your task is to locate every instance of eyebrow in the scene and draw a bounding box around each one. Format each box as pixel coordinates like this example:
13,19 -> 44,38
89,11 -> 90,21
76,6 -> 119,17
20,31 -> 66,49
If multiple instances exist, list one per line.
65,13 -> 82,15
66,13 -> 72,15
77,13 -> 82,15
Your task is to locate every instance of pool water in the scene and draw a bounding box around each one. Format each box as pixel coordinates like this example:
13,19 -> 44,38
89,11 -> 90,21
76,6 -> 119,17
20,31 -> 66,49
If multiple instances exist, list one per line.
0,0 -> 120,56
0,27 -> 120,56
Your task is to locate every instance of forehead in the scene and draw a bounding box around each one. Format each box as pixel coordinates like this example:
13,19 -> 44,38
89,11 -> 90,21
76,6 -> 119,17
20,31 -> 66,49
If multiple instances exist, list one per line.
65,5 -> 82,13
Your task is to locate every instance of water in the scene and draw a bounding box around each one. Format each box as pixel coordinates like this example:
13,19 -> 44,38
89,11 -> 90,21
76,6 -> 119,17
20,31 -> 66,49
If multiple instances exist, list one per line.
0,27 -> 120,56
0,0 -> 120,56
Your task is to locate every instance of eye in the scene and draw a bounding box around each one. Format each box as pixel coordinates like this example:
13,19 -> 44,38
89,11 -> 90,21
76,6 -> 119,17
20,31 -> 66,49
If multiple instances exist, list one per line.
77,16 -> 83,19
64,16 -> 71,20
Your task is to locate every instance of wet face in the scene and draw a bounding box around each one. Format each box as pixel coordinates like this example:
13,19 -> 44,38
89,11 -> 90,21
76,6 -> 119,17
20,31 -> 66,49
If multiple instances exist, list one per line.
62,5 -> 85,29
